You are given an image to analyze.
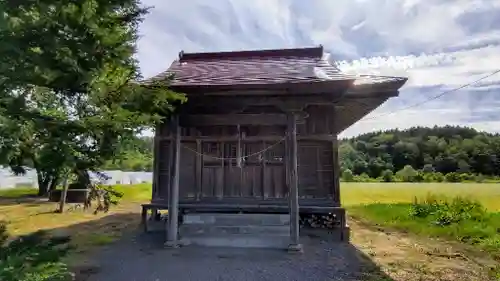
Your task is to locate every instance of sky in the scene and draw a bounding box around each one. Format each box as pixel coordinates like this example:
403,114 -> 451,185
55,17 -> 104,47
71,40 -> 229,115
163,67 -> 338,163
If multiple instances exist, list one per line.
136,0 -> 500,138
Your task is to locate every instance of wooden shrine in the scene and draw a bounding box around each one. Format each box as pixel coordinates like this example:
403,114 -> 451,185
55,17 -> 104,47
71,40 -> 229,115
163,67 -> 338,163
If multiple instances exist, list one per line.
145,46 -> 408,249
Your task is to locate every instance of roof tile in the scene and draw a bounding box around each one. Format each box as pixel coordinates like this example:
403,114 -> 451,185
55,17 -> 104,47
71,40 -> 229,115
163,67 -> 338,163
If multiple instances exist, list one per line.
148,46 -> 408,92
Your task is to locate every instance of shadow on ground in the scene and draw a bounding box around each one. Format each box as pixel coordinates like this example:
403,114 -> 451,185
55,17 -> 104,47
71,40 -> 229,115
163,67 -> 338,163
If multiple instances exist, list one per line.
34,212 -> 396,281
0,196 -> 47,206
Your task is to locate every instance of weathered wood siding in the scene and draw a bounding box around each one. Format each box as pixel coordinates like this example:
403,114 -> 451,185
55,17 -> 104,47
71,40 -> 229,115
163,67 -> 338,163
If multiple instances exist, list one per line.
154,105 -> 340,205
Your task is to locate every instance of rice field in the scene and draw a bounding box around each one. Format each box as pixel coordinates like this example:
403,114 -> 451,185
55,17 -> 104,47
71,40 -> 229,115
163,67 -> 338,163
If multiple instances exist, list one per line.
341,182 -> 500,211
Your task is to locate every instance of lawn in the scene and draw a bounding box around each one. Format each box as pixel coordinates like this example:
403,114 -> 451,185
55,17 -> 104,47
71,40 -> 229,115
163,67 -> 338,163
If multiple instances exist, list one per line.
0,183 -> 153,256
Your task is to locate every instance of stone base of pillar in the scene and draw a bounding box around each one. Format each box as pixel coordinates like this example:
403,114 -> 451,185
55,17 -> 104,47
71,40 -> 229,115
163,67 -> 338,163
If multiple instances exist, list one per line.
287,243 -> 303,253
164,238 -> 190,249
164,240 -> 180,248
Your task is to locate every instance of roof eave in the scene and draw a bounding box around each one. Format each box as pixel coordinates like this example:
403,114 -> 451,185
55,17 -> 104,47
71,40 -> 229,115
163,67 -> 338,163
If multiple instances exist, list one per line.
169,79 -> 356,95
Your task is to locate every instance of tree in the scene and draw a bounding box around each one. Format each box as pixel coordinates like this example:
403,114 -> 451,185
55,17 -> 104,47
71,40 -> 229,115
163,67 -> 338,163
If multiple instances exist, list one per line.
341,169 -> 354,182
338,125 -> 500,179
422,164 -> 435,173
0,1 -> 184,196
396,165 -> 418,182
381,169 -> 394,182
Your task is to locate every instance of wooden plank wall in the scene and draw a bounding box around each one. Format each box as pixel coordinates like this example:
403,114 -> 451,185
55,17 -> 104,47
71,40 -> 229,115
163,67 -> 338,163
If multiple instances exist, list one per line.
153,105 -> 341,204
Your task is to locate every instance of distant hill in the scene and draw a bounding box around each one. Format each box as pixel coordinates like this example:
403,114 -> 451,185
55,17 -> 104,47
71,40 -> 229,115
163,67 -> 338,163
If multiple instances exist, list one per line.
339,126 -> 500,177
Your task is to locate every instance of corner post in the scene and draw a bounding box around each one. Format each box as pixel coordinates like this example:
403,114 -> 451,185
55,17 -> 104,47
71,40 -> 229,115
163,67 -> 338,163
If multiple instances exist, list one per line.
165,115 -> 181,248
152,124 -> 160,200
287,112 -> 302,252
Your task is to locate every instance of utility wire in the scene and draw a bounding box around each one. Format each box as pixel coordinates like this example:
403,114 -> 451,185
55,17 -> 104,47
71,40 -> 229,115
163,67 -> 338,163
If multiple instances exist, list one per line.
359,69 -> 500,122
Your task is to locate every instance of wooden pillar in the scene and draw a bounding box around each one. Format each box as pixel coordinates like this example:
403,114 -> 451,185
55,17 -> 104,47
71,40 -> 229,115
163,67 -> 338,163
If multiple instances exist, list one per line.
152,124 -> 160,200
332,135 -> 341,206
165,115 -> 181,248
330,106 -> 341,207
287,112 -> 302,252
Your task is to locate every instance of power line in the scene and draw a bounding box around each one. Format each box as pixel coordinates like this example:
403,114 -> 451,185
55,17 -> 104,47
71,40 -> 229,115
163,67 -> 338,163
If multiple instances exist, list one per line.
359,69 -> 500,122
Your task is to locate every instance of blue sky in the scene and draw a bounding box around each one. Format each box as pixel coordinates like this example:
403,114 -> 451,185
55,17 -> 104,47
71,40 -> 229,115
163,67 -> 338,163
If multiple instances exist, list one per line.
136,0 -> 500,138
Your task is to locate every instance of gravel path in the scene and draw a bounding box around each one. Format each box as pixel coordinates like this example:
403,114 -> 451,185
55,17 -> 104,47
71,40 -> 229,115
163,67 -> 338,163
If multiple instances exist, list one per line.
84,232 -> 383,281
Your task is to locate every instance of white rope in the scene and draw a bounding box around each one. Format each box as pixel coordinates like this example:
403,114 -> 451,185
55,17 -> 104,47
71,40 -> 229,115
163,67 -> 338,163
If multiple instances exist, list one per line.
180,133 -> 288,161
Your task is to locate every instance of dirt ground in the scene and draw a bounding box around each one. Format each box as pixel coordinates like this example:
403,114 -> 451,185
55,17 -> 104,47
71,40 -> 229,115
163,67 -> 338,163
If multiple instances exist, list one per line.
74,216 -> 496,281
349,218 -> 497,281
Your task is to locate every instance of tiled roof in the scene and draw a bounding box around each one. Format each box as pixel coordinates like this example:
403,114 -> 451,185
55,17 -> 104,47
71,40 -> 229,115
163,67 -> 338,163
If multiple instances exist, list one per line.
148,46 -> 408,92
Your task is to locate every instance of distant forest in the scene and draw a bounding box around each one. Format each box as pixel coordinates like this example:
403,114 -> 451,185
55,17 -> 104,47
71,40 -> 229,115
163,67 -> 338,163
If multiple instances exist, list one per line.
100,136 -> 154,172
340,126 -> 500,181
114,126 -> 500,182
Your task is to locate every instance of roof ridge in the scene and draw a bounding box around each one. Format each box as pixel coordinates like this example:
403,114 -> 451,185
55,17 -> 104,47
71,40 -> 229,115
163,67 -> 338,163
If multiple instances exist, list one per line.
179,45 -> 324,61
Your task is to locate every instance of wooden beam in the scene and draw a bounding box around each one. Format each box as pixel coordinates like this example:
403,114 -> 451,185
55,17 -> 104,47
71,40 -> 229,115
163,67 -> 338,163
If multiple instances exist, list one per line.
287,112 -> 302,252
165,115 -> 181,248
159,135 -> 337,142
184,94 -> 343,112
181,113 -> 308,126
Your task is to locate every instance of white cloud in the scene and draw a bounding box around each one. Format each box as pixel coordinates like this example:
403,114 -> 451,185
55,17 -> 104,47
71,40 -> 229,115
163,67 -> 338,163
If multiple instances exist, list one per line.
137,0 -> 500,137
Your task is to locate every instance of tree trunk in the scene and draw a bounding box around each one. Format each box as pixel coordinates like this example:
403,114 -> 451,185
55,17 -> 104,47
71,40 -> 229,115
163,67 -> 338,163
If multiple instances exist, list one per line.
35,166 -> 61,197
48,175 -> 60,193
57,176 -> 69,213
37,172 -> 51,197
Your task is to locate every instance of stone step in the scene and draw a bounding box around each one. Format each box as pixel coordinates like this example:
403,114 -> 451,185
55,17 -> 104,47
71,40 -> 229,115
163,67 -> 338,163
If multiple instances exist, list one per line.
180,224 -> 290,236
183,213 -> 290,226
183,233 -> 291,249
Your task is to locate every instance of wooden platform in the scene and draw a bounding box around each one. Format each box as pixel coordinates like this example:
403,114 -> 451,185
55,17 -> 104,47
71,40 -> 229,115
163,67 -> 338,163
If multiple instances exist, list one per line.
141,202 -> 348,241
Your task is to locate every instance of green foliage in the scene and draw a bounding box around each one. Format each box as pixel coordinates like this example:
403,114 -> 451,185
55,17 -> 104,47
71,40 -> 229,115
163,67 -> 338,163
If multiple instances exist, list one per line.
340,126 -> 500,178
353,173 -> 375,182
444,172 -> 461,183
396,165 -> 418,182
381,169 -> 394,182
85,183 -> 124,214
409,195 -> 486,226
0,222 -> 73,281
0,1 -> 184,197
341,169 -> 354,182
422,164 -> 435,173
100,136 -> 154,171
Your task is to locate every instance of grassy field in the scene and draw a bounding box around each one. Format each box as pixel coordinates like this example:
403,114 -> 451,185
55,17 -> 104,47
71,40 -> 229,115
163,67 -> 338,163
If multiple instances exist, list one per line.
341,182 -> 500,211
3,182 -> 499,208
1,182 -> 500,251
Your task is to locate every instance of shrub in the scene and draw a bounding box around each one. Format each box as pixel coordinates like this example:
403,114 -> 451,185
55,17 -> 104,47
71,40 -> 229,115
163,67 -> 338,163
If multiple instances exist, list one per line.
341,169 -> 354,182
459,173 -> 474,182
445,172 -> 461,183
433,172 -> 445,182
475,174 -> 486,183
422,164 -> 435,173
381,169 -> 394,182
413,172 -> 425,182
396,165 -> 418,182
409,195 -> 486,226
353,173 -> 372,182
0,221 -> 73,281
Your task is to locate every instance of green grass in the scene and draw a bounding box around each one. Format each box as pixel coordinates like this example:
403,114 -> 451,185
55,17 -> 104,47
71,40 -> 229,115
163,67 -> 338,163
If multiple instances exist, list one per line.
113,183 -> 152,201
0,183 -> 152,201
0,187 -> 38,198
